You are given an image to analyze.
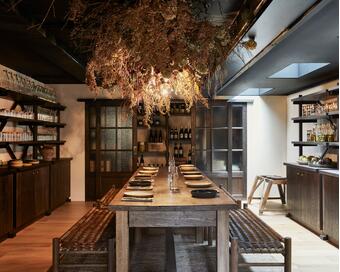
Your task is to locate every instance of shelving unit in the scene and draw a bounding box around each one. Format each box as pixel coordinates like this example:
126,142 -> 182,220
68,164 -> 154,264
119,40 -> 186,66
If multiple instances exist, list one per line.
0,86 -> 66,160
291,87 -> 339,159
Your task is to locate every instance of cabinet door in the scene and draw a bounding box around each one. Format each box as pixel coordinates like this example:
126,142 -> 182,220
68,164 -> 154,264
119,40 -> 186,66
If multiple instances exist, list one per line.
287,166 -> 301,219
0,174 -> 13,237
50,160 -> 70,210
323,175 -> 339,245
34,166 -> 49,216
300,170 -> 321,232
16,170 -> 36,228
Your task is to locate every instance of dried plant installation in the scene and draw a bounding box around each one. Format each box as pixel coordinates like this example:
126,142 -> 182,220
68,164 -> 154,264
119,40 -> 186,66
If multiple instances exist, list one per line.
69,0 -> 250,122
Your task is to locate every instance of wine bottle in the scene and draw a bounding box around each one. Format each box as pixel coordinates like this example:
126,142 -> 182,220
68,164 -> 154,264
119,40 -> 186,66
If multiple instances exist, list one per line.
184,128 -> 188,139
140,154 -> 144,167
158,130 -> 162,142
174,128 -> 178,140
174,143 -> 178,158
179,128 -> 184,139
149,130 -> 153,143
179,143 -> 183,157
188,128 -> 192,139
170,129 -> 174,140
136,157 -> 140,168
188,150 -> 192,164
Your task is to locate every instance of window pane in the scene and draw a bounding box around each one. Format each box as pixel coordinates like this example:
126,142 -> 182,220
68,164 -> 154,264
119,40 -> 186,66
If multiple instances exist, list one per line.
195,128 -> 210,150
232,151 -> 243,171
89,152 -> 96,173
90,129 -> 96,150
196,107 -> 210,128
101,129 -> 116,150
117,151 -> 133,172
232,129 -> 243,149
117,129 -> 132,149
89,107 -> 96,128
101,107 -> 116,127
232,106 -> 243,127
212,106 -> 227,127
212,129 -> 228,149
117,107 -> 132,127
100,151 -> 116,172
195,150 -> 211,172
212,151 -> 228,172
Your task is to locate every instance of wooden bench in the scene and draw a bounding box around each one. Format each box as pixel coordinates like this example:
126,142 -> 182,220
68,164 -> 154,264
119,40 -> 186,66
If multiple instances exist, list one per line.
52,187 -> 119,272
229,204 -> 291,272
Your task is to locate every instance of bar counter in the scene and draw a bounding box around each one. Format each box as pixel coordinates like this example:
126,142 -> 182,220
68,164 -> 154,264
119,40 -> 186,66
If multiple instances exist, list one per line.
109,167 -> 238,272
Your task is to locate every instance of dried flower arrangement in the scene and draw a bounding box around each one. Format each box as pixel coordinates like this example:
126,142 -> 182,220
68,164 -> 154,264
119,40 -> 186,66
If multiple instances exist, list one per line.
69,0 -> 250,122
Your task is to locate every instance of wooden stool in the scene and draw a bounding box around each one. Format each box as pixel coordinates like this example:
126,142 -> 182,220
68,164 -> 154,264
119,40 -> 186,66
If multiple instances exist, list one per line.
247,175 -> 266,204
260,175 -> 287,214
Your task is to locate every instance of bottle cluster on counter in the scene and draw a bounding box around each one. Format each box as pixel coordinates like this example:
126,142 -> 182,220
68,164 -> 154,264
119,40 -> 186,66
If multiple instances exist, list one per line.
136,154 -> 165,168
170,127 -> 191,140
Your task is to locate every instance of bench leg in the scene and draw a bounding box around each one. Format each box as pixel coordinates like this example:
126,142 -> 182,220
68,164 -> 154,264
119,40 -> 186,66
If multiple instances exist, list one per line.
259,181 -> 273,214
247,176 -> 263,204
230,238 -> 238,272
284,237 -> 292,272
108,238 -> 115,272
52,238 -> 60,272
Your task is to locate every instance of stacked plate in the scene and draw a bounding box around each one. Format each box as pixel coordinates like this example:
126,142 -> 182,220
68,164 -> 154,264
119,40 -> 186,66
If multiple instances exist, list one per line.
122,190 -> 154,202
184,181 -> 212,188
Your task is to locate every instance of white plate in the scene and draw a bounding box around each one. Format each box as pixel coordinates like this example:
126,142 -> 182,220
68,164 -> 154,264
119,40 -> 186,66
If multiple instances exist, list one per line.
185,181 -> 212,188
124,191 -> 154,198
139,170 -> 158,175
143,166 -> 159,171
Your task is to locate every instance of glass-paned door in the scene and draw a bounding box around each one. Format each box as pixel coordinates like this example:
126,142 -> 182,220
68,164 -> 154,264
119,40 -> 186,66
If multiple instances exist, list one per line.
194,101 -> 247,198
85,101 -> 133,201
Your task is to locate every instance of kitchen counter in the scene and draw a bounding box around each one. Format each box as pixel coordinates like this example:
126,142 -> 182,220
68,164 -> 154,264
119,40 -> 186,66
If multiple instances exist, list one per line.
320,169 -> 339,178
284,162 -> 337,172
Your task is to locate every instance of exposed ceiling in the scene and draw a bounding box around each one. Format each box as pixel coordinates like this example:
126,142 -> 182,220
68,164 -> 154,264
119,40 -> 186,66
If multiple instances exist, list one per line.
216,0 -> 339,96
0,0 -> 338,95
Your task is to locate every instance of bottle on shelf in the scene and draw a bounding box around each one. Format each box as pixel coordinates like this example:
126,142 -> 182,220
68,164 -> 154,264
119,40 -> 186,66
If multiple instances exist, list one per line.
137,119 -> 143,126
158,130 -> 162,143
136,157 -> 140,168
188,149 -> 192,164
174,128 -> 178,140
179,128 -> 184,139
149,130 -> 153,143
188,128 -> 192,139
170,129 -> 174,140
174,143 -> 178,158
180,103 -> 185,113
140,154 -> 144,167
184,128 -> 188,139
179,143 -> 183,158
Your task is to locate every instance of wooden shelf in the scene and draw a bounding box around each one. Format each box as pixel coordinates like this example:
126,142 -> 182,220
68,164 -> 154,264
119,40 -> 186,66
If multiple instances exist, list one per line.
292,87 -> 339,104
0,140 -> 66,146
0,116 -> 66,127
292,111 -> 339,123
137,151 -> 167,156
0,87 -> 66,110
292,141 -> 339,147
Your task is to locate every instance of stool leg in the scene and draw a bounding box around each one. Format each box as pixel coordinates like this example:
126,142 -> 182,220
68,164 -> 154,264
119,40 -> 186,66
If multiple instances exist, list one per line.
259,181 -> 273,214
230,238 -> 239,272
247,176 -> 263,204
278,184 -> 286,205
284,237 -> 292,272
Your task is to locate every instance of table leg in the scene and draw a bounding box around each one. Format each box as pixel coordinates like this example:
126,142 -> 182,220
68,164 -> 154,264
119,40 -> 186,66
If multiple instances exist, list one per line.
217,210 -> 229,272
116,211 -> 129,272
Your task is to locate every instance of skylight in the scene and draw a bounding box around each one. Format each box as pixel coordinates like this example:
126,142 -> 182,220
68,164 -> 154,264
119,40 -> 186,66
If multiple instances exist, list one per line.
239,88 -> 273,96
269,63 -> 330,78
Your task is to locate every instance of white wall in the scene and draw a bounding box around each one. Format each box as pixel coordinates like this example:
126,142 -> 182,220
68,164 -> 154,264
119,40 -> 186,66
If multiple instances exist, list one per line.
247,96 -> 287,197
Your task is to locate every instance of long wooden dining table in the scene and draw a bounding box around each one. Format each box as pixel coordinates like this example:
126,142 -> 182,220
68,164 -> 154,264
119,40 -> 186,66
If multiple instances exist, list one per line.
108,167 -> 238,272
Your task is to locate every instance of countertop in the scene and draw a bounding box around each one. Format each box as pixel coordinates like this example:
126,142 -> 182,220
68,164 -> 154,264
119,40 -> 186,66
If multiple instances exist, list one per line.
284,162 -> 339,176
319,169 -> 339,178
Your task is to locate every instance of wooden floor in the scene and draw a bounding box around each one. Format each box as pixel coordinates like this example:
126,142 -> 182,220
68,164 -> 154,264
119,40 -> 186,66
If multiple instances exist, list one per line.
0,202 -> 91,272
0,201 -> 338,272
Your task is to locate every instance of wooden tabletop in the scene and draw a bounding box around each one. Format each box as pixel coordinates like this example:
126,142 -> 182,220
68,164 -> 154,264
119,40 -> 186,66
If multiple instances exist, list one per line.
109,167 -> 238,211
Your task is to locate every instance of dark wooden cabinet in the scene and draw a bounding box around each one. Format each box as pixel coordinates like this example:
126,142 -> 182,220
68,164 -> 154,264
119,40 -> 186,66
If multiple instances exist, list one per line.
15,165 -> 50,229
287,165 -> 321,233
0,174 -> 13,239
50,159 -> 71,210
322,174 -> 339,246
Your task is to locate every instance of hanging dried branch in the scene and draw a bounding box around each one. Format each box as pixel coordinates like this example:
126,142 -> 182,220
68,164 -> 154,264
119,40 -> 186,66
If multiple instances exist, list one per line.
69,0 -> 249,122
